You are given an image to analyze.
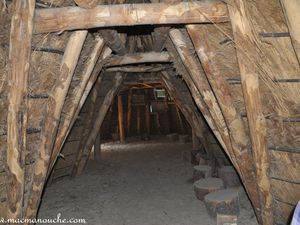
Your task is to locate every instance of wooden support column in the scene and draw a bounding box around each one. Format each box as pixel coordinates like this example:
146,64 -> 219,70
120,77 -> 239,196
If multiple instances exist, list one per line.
34,1 -> 229,34
72,73 -> 126,176
175,106 -> 184,134
161,71 -> 211,155
49,36 -> 105,172
137,106 -> 141,136
25,30 -> 87,219
280,0 -> 300,63
228,1 -> 273,224
118,95 -> 125,143
94,133 -> 101,162
186,24 -> 261,217
6,0 -> 35,219
127,89 -> 132,135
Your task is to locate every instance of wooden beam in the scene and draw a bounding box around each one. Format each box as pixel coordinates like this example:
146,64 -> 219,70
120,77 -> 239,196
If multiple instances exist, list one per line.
175,105 -> 184,134
280,0 -> 300,63
49,36 -> 105,173
94,133 -> 101,162
99,29 -> 126,56
228,1 -> 273,224
72,73 -> 125,176
117,95 -> 125,143
186,24 -> 261,217
105,52 -> 171,67
105,65 -> 171,73
6,0 -> 35,219
33,1 -> 229,33
74,0 -> 98,8
25,30 -> 87,219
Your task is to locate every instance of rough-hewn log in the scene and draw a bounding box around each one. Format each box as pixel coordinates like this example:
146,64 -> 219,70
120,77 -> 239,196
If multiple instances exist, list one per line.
105,52 -> 170,67
33,1 -> 229,33
25,30 -> 87,219
6,0 -> 35,219
161,71 -> 212,154
99,29 -> 126,55
186,25 -> 260,216
280,0 -> 300,63
117,95 -> 125,143
106,65 -> 171,73
49,36 -> 105,173
74,0 -> 98,8
72,73 -> 125,176
71,75 -> 102,177
228,1 -> 273,224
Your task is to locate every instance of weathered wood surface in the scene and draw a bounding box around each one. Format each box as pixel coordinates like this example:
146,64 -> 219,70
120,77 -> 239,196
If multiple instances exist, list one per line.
25,31 -> 87,219
228,1 -> 273,224
33,1 -> 229,33
217,166 -> 241,188
193,165 -> 212,181
99,29 -> 126,56
204,188 -> 240,218
280,0 -> 300,63
193,178 -> 224,201
6,0 -> 35,219
105,52 -> 170,67
49,36 -> 105,172
106,65 -> 170,73
169,28 -> 263,220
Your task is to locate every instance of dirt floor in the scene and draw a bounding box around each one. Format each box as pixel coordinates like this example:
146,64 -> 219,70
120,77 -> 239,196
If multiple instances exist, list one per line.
38,138 -> 258,225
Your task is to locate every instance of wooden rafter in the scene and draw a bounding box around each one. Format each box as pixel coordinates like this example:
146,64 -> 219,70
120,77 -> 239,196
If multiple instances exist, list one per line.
186,24 -> 261,218
72,73 -> 126,176
49,36 -> 105,173
25,31 -> 88,219
74,0 -> 98,8
6,0 -> 35,219
33,1 -> 229,33
105,52 -> 171,67
105,65 -> 171,73
99,29 -> 126,56
228,0 -> 273,224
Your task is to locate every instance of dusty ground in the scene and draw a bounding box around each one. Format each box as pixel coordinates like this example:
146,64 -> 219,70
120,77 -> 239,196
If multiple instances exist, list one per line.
38,139 -> 258,225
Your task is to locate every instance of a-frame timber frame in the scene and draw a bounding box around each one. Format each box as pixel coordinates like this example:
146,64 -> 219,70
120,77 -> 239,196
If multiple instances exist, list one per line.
3,0 -> 300,224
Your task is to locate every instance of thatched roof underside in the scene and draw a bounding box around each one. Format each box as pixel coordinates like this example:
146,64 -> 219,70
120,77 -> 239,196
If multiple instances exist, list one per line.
0,0 -> 300,224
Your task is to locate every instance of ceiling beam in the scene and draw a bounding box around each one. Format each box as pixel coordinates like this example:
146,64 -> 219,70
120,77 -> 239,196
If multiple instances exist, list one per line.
105,64 -> 172,73
33,1 -> 229,33
105,51 -> 171,66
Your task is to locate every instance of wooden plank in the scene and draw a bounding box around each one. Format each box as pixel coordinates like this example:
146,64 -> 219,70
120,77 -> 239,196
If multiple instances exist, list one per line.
60,140 -> 81,156
55,154 -> 77,170
280,0 -> 300,63
6,0 -> 35,219
270,151 -> 300,183
274,200 -> 295,225
34,1 -> 229,33
25,31 -> 87,219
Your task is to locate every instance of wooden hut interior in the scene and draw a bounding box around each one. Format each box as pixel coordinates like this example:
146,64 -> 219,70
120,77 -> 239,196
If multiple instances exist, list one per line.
0,0 -> 300,224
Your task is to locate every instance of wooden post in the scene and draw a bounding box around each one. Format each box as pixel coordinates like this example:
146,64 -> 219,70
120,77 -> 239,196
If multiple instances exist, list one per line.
118,94 -> 125,143
94,133 -> 101,162
192,129 -> 200,150
175,106 -> 184,134
49,36 -> 105,172
127,89 -> 132,135
25,30 -> 87,219
228,0 -> 273,223
280,0 -> 300,63
6,0 -> 35,219
72,73 -> 125,176
33,1 -> 229,33
137,106 -> 141,136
